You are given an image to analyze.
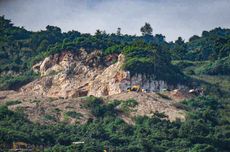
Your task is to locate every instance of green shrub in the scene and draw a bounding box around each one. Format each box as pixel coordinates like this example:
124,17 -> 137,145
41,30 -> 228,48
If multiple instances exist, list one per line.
122,45 -> 189,85
120,99 -> 138,114
197,56 -> 230,75
65,111 -> 83,119
172,60 -> 195,69
84,96 -> 120,117
5,100 -> 21,106
43,114 -> 57,121
0,71 -> 38,90
0,95 -> 229,151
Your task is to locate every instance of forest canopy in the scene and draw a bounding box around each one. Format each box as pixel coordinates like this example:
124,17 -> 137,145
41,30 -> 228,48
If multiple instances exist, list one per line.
1,16 -> 230,90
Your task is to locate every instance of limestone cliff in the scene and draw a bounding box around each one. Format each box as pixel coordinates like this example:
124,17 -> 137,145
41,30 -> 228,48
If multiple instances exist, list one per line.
21,49 -> 185,99
22,49 -> 106,98
88,54 -> 186,97
0,50 -> 192,123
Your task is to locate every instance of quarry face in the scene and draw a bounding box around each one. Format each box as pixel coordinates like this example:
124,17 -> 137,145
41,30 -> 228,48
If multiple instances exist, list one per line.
21,49 -> 184,99
0,49 -> 192,124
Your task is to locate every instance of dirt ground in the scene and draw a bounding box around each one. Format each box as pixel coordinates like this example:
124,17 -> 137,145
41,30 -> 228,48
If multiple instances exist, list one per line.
0,89 -> 194,125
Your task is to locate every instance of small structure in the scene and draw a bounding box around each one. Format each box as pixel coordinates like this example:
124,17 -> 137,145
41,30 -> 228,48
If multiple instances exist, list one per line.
189,88 -> 204,96
127,85 -> 143,92
72,141 -> 85,145
189,89 -> 195,93
161,88 -> 169,92
11,142 -> 32,151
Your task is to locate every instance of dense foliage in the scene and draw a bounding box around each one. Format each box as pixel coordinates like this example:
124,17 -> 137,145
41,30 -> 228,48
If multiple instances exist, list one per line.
170,28 -> 230,76
0,96 -> 229,151
170,28 -> 230,61
122,42 -> 188,84
197,55 -> 230,75
1,16 -> 230,90
1,16 -> 230,151
0,16 -> 169,89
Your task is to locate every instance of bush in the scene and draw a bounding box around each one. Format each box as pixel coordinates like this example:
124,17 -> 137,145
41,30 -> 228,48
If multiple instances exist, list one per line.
5,100 -> 21,106
198,56 -> 230,75
122,45 -> 188,85
43,114 -> 57,121
65,111 -> 83,119
172,60 -> 195,70
0,95 -> 229,151
0,71 -> 38,90
119,99 -> 138,114
84,96 -> 120,117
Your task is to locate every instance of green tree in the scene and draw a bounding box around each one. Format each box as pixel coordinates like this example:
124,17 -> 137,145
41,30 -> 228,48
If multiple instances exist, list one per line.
140,22 -> 153,36
175,37 -> 184,45
117,27 -> 121,36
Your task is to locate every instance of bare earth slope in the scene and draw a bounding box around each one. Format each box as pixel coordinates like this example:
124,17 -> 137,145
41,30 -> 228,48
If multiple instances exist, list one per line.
0,88 -> 192,124
0,50 -> 193,124
106,92 -> 187,123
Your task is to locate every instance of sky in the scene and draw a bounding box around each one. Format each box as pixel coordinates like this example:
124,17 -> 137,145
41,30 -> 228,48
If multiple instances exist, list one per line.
0,0 -> 230,41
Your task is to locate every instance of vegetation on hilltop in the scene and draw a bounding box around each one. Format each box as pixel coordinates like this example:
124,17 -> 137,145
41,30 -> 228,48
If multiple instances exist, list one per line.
197,55 -> 230,75
1,16 -> 230,90
122,42 -> 188,84
0,16 -> 230,151
170,28 -> 230,61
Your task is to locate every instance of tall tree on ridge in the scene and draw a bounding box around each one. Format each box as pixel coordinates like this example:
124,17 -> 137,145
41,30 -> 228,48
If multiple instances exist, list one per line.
140,22 -> 153,36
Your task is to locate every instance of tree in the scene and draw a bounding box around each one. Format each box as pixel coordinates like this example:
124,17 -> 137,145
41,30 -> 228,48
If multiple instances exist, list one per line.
95,29 -> 102,36
155,34 -> 165,44
117,27 -> 121,36
189,35 -> 199,42
175,37 -> 184,45
46,25 -> 61,33
140,22 -> 153,36
0,16 -> 13,29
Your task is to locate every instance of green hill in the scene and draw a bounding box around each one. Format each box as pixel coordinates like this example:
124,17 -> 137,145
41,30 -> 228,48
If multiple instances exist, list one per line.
0,16 -> 230,152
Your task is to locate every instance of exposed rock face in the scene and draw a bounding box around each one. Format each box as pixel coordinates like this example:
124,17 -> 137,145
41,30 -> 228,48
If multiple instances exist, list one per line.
87,54 -> 127,97
24,49 -> 106,98
24,50 -> 185,98
88,54 -> 186,97
0,50 -> 191,123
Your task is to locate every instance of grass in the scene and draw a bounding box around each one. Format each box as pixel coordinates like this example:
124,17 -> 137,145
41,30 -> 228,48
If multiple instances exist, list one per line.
43,114 -> 57,121
30,100 -> 41,103
120,99 -> 138,114
192,75 -> 230,93
65,111 -> 83,119
173,59 -> 230,98
156,93 -> 171,100
172,60 -> 209,75
5,100 -> 21,106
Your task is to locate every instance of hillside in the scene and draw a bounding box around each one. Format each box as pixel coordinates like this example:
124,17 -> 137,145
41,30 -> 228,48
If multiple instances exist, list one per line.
0,48 -> 192,124
0,90 -> 190,125
0,16 -> 229,151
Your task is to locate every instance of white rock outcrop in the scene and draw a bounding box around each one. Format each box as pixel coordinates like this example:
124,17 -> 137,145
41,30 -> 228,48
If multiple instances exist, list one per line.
88,54 -> 177,97
25,50 -> 184,98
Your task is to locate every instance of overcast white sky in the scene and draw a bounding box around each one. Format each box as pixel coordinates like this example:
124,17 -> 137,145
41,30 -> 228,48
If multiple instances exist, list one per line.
0,0 -> 230,41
